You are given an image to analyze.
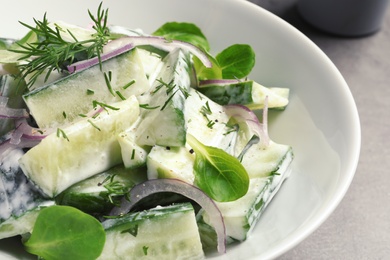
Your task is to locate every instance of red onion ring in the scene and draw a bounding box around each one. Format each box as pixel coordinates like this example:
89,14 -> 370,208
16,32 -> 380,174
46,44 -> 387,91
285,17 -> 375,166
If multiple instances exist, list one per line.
104,36 -> 212,68
262,96 -> 269,147
0,106 -> 29,119
67,42 -> 135,73
224,100 -> 270,149
67,35 -> 212,77
0,96 -> 29,119
7,118 -> 49,146
109,178 -> 226,254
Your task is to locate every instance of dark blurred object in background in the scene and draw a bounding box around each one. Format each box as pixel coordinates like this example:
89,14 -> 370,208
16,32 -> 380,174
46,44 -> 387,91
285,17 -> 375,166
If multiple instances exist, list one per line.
297,0 -> 389,36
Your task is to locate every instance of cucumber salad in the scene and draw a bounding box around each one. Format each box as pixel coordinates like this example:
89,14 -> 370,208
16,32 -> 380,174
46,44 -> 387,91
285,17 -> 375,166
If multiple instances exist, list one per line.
0,3 -> 293,259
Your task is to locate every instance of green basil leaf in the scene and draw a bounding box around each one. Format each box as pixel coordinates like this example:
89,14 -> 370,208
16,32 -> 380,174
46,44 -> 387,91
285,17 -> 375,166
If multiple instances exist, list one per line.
187,134 -> 249,202
152,22 -> 210,51
24,205 -> 106,260
216,44 -> 255,79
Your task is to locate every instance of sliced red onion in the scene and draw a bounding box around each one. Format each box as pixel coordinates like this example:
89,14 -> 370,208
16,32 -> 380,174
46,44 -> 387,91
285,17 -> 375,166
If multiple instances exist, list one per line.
262,96 -> 269,146
0,106 -> 29,119
105,36 -> 212,68
83,106 -> 105,118
0,96 -> 29,119
67,42 -> 135,73
10,119 -> 49,145
110,178 -> 226,254
224,101 -> 270,149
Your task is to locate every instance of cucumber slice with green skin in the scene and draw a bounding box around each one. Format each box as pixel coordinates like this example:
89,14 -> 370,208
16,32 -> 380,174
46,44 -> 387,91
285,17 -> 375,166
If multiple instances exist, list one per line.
117,120 -> 151,169
135,48 -> 194,147
146,88 -> 238,183
185,88 -> 235,150
147,145 -> 195,183
242,141 -> 293,179
198,80 -> 289,110
23,48 -> 149,128
202,146 -> 293,241
0,75 -> 27,136
147,138 -> 293,241
0,203 -> 54,240
55,164 -> 147,215
0,147 -> 53,239
135,46 -> 168,82
100,203 -> 204,260
19,96 -> 140,198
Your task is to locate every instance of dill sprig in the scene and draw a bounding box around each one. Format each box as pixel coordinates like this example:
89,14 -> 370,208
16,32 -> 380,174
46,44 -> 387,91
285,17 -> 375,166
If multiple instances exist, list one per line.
99,174 -> 130,206
12,3 -> 112,88
200,101 -> 215,128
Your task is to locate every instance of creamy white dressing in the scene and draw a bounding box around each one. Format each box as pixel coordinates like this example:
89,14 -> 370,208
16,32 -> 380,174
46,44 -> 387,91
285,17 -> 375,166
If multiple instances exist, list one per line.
0,148 -> 44,222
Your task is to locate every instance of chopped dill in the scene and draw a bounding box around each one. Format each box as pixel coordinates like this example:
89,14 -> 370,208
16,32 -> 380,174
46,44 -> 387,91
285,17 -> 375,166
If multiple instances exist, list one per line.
87,119 -> 101,131
104,71 -> 115,96
115,90 -> 126,100
56,128 -> 69,141
86,89 -> 95,95
139,103 -> 160,110
122,79 -> 135,89
92,100 -> 120,111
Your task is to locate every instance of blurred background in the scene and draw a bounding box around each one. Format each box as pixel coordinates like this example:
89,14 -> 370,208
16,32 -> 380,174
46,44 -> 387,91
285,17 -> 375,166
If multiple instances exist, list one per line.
248,0 -> 390,259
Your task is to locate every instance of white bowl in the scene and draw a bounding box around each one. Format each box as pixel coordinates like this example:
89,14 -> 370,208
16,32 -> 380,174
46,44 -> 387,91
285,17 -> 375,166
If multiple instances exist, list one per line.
0,0 -> 361,259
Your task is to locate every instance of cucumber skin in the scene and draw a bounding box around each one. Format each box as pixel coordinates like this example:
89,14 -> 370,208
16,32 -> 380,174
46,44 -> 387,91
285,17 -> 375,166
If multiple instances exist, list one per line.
0,75 -> 27,136
198,80 -> 290,110
135,48 -> 193,147
55,165 -> 147,215
198,81 -> 253,106
202,147 -> 293,241
23,49 -> 149,128
19,97 -> 140,198
100,203 -> 204,260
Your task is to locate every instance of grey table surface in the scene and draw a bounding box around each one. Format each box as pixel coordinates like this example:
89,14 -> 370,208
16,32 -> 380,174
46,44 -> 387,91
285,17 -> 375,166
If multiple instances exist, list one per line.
248,0 -> 390,259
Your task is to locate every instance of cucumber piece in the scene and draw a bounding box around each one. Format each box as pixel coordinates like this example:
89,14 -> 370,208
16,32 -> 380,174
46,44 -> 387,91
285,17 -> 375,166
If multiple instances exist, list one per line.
147,145 -> 195,183
23,48 -> 149,128
0,147 -> 53,239
242,141 -> 293,178
55,165 -> 147,215
198,80 -> 289,110
147,134 -> 293,242
135,48 -> 194,147
185,88 -> 235,150
100,203 -> 204,259
19,96 -> 140,197
0,75 -> 27,136
117,121 -> 151,169
202,145 -> 293,241
146,88 -> 239,183
135,47 -> 168,81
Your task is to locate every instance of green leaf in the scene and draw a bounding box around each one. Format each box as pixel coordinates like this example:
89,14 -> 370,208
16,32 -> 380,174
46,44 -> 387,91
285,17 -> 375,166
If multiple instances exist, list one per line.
23,205 -> 106,260
152,22 -> 210,51
216,44 -> 255,79
187,134 -> 249,202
